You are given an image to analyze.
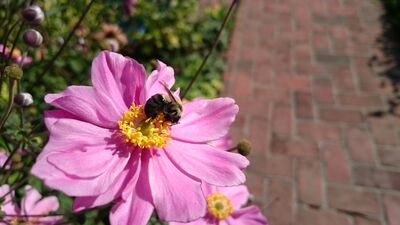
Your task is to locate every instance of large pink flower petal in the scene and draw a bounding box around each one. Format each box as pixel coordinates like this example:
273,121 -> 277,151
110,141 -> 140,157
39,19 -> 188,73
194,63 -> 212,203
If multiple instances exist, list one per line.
32,152 -> 127,196
166,141 -> 248,186
227,206 -> 268,225
47,146 -> 123,178
37,112 -> 114,161
31,117 -> 129,196
218,185 -> 250,210
109,165 -> 154,225
45,86 -> 124,128
91,51 -> 146,107
72,151 -> 141,211
172,98 -> 238,143
146,150 -> 206,222
143,60 -> 175,101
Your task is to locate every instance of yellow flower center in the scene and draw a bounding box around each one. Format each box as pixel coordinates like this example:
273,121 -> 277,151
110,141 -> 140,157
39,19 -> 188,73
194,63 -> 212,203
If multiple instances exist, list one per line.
207,193 -> 234,220
118,103 -> 172,148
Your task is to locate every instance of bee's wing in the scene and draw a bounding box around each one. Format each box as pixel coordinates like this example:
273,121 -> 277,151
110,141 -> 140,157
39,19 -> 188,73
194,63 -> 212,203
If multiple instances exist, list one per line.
158,81 -> 182,105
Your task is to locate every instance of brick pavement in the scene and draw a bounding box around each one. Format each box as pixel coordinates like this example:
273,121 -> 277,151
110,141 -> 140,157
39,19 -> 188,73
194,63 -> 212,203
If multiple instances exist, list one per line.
223,0 -> 400,225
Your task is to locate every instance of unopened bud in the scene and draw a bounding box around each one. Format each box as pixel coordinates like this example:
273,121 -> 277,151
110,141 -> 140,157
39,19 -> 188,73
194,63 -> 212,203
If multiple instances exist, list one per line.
23,29 -> 43,47
237,139 -> 251,156
22,5 -> 44,25
4,64 -> 23,80
11,153 -> 21,163
14,92 -> 33,106
105,38 -> 120,52
56,36 -> 64,45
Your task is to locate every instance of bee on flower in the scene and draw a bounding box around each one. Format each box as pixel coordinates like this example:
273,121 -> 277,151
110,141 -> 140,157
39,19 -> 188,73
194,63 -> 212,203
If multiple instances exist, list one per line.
31,51 -> 249,225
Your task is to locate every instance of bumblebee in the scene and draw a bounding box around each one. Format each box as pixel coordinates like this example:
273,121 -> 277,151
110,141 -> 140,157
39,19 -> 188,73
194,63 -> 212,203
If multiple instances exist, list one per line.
144,84 -> 182,124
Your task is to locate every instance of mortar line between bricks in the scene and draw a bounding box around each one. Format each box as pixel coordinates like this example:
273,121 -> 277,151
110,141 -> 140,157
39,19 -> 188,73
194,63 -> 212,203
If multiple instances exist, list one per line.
378,190 -> 389,225
338,123 -> 355,186
349,55 -> 362,95
319,141 -> 329,210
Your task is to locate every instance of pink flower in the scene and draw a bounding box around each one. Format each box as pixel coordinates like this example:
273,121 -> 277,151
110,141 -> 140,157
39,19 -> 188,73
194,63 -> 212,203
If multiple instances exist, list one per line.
0,44 -> 32,66
170,183 -> 268,225
31,51 -> 248,224
0,185 -> 62,225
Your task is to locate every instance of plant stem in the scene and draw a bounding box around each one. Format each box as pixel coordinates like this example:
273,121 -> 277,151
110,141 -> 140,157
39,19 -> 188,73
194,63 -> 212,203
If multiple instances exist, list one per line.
5,20 -> 25,66
180,0 -> 238,99
3,214 -> 64,217
0,176 -> 28,200
0,142 -> 19,175
38,0 -> 96,78
0,19 -> 21,93
0,78 -> 16,130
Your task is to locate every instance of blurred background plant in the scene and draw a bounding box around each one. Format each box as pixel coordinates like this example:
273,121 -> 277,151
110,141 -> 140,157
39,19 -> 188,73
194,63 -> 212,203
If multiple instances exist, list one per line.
0,0 -> 235,224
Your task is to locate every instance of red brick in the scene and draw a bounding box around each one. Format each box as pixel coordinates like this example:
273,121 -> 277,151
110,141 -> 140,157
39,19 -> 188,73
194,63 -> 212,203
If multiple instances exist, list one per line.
254,64 -> 274,84
272,104 -> 292,135
298,160 -> 323,205
294,44 -> 312,63
245,172 -> 265,200
384,194 -> 400,225
353,166 -> 400,190
297,122 -> 341,141
229,127 -> 244,144
248,116 -> 269,155
254,87 -> 290,103
314,79 -> 335,104
313,34 -> 330,51
346,128 -> 376,164
333,67 -> 356,92
271,136 -> 319,158
339,94 -> 382,108
233,73 -> 253,97
323,143 -> 351,184
354,217 -> 381,225
295,91 -> 314,119
266,179 -> 293,225
368,118 -> 399,145
265,156 -> 294,178
319,108 -> 363,123
327,185 -> 380,215
235,98 -> 269,116
276,76 -> 311,90
295,63 -> 323,75
378,149 -> 400,167
248,155 -> 293,177
297,207 -> 350,225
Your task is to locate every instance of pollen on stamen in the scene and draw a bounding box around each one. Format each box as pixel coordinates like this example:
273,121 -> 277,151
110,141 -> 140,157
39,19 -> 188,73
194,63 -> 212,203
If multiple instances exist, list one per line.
118,103 -> 172,148
207,192 -> 234,220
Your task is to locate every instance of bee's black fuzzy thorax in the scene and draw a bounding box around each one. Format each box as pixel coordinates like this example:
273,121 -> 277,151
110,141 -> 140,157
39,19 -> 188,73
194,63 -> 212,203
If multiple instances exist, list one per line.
144,93 -> 182,124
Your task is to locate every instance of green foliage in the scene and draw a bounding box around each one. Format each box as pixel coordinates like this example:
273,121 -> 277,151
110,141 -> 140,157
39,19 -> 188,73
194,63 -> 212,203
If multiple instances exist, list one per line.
381,0 -> 400,32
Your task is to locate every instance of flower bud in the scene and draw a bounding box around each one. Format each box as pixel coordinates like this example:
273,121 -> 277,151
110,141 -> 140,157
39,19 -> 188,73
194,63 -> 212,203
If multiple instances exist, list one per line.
56,36 -> 64,45
14,92 -> 33,107
4,64 -> 23,80
105,38 -> 120,52
237,139 -> 251,156
23,29 -> 43,47
22,5 -> 44,25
